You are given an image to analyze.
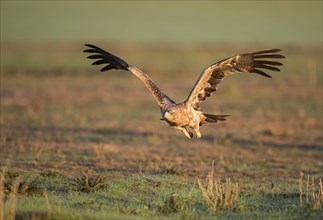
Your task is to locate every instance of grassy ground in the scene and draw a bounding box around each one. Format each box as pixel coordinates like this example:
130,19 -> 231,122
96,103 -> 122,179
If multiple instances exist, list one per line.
1,43 -> 322,219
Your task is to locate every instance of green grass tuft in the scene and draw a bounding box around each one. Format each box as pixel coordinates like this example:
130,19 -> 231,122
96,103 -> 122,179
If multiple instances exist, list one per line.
73,174 -> 108,193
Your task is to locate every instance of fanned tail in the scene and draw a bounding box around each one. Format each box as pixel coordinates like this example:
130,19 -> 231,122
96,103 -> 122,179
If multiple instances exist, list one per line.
200,113 -> 230,126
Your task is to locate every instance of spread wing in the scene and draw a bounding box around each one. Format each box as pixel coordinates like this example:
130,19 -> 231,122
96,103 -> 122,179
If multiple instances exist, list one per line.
185,49 -> 285,110
84,44 -> 174,108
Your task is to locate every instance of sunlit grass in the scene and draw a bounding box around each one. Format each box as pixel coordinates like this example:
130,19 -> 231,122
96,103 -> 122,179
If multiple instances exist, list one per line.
197,161 -> 239,211
0,43 -> 322,219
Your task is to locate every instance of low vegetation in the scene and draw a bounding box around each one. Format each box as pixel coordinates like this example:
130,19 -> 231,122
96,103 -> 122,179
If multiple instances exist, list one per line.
0,43 -> 322,219
299,171 -> 323,211
197,161 -> 239,211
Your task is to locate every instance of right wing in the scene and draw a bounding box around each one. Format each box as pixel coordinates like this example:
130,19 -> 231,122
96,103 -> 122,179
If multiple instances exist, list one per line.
185,49 -> 285,110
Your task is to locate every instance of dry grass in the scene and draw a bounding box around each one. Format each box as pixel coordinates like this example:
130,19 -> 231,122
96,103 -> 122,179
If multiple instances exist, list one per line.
43,190 -> 52,219
5,176 -> 20,220
299,171 -> 323,211
0,168 -> 5,220
197,160 -> 239,211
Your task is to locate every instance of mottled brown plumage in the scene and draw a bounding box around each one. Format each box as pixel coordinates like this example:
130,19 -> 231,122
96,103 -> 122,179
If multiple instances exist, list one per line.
84,44 -> 285,139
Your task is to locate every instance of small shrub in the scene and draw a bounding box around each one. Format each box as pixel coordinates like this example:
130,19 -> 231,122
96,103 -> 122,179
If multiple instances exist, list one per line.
1,170 -> 42,197
197,160 -> 239,211
74,174 -> 107,193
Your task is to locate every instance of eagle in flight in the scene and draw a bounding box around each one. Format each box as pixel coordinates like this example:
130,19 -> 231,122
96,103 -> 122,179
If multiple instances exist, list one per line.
84,44 -> 284,139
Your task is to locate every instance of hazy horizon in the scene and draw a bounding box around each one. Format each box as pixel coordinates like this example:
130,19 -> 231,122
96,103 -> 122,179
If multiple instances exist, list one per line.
1,1 -> 322,45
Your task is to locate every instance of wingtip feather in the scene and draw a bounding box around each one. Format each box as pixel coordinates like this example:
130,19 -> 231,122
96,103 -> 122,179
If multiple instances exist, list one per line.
252,49 -> 282,55
253,54 -> 285,59
253,69 -> 272,78
85,44 -> 96,48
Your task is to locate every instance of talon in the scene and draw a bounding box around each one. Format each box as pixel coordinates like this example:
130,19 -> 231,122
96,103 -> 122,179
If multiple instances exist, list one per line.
184,131 -> 194,139
184,132 -> 192,139
196,132 -> 202,139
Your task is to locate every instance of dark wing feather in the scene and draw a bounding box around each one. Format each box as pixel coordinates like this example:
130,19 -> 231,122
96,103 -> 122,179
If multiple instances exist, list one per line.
84,44 -> 129,71
185,49 -> 285,110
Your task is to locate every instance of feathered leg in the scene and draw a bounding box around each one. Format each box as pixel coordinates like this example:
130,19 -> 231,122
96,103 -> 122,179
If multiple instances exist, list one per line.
192,127 -> 202,139
173,126 -> 193,139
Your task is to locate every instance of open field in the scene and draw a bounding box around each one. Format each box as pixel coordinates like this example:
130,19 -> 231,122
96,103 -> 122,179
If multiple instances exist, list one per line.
1,43 -> 322,219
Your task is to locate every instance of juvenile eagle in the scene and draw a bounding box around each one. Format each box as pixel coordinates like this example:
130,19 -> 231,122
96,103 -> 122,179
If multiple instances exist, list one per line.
84,44 -> 284,139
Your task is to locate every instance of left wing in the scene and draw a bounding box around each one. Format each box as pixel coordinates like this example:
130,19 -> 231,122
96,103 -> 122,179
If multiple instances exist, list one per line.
84,44 -> 175,108
185,49 -> 285,110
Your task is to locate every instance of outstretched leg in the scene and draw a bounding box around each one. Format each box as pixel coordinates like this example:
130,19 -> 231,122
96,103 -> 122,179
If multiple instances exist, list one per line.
192,126 -> 202,139
172,126 -> 193,139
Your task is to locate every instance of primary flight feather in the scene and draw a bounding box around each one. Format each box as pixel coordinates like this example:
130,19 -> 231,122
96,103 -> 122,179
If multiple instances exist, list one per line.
84,44 -> 285,139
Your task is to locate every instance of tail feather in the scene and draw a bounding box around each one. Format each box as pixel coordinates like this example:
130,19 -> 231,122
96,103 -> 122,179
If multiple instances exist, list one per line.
200,113 -> 230,126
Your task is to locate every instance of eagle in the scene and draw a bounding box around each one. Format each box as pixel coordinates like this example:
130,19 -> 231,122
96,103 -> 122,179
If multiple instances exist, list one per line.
84,44 -> 284,139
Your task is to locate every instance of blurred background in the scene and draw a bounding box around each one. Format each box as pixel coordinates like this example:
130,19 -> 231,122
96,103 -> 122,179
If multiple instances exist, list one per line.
1,1 -> 322,44
1,1 -> 322,70
0,1 -> 322,145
